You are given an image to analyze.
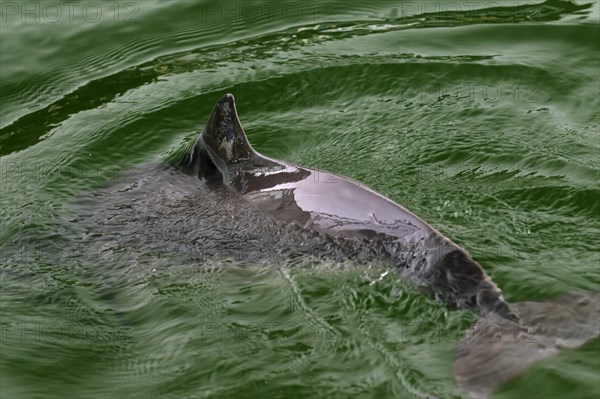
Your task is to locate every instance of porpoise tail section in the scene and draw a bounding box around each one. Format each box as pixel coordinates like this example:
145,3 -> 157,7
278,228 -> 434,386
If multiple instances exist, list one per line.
454,291 -> 600,398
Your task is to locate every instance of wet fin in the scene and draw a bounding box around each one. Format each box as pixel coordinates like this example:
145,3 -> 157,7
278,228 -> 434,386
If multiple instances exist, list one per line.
454,291 -> 600,398
201,93 -> 257,168
182,93 -> 276,183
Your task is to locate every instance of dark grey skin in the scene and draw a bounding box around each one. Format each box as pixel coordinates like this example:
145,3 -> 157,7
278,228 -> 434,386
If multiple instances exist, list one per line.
178,93 -> 518,323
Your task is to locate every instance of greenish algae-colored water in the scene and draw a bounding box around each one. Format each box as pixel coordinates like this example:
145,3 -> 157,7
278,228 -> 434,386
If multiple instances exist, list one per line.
1,1 -> 599,398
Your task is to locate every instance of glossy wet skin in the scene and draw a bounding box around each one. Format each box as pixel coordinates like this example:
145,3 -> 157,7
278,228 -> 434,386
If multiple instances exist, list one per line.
180,94 -> 516,320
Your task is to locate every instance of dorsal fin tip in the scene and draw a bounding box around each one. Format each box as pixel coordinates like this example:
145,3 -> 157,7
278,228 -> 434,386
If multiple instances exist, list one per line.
220,93 -> 235,103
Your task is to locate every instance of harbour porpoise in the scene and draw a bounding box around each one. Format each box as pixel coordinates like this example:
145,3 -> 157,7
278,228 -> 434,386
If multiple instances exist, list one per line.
177,93 -> 599,398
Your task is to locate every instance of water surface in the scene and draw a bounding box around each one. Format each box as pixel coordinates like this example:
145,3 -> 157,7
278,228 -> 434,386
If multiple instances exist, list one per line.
1,1 -> 599,398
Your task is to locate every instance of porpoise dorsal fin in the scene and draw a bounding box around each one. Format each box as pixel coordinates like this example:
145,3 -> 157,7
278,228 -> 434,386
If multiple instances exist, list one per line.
202,93 -> 257,167
180,94 -> 278,181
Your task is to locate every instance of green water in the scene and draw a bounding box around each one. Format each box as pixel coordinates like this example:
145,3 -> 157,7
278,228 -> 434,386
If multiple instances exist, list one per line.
1,1 -> 599,398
